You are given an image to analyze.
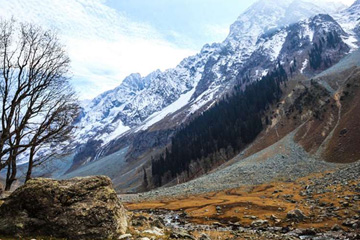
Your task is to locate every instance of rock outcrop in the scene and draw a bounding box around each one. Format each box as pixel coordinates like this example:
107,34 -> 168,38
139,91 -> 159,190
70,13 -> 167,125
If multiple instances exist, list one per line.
0,176 -> 128,239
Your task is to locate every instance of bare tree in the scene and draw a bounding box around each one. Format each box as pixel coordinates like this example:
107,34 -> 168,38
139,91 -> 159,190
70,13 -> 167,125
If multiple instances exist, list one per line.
0,19 -> 79,190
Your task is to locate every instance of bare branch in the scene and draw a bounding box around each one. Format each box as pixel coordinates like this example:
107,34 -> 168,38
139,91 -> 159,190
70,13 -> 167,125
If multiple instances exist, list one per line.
0,19 -> 79,189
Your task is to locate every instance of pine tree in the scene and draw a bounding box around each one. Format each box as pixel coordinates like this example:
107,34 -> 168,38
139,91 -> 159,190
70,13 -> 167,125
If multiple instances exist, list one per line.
151,66 -> 286,186
143,167 -> 148,190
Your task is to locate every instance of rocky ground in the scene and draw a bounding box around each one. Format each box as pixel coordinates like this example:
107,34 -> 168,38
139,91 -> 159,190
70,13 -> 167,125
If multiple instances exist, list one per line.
122,161 -> 360,240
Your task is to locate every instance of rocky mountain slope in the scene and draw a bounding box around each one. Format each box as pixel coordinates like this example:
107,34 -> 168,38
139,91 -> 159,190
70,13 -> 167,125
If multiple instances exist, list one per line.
32,0 -> 360,193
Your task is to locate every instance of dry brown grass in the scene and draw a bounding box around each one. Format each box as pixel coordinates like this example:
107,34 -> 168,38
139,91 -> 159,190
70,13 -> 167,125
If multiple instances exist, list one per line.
125,172 -> 359,231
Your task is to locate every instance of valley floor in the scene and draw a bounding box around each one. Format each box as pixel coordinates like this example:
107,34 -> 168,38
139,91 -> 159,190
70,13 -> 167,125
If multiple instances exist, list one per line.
123,162 -> 360,239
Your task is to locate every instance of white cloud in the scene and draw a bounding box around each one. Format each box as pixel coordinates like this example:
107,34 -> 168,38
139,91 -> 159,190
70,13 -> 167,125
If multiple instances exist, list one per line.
205,24 -> 230,43
338,0 -> 355,5
0,0 -> 196,99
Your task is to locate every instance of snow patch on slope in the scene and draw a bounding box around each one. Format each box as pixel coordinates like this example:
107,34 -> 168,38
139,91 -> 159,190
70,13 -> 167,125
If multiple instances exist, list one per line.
302,20 -> 314,41
190,85 -> 221,114
139,88 -> 197,131
97,122 -> 130,145
301,59 -> 309,73
261,30 -> 288,60
343,35 -> 359,52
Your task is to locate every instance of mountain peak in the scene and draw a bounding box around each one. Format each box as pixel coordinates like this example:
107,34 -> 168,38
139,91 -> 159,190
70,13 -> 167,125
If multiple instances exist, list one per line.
121,73 -> 145,91
227,0 -> 338,43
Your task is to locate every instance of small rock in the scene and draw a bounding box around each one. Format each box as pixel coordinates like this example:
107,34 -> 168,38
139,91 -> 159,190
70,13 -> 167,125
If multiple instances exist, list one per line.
150,218 -> 164,229
343,219 -> 359,229
299,228 -> 316,236
170,229 -> 196,239
199,233 -> 211,240
212,222 -> 223,227
286,209 -> 307,221
340,128 -> 348,135
119,234 -> 132,240
331,224 -> 342,231
143,227 -> 164,236
286,228 -> 316,237
131,216 -> 148,227
270,214 -> 281,223
251,220 -> 269,227
280,226 -> 291,233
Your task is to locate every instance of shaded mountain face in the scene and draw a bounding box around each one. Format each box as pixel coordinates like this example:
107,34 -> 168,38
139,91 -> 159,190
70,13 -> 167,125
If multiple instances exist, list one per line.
60,0 -> 360,191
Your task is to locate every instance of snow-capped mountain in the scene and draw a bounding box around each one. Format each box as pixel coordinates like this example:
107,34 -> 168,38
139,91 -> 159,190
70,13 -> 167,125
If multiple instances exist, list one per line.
75,0 -> 351,144
71,0 -> 359,174
76,52 -> 209,146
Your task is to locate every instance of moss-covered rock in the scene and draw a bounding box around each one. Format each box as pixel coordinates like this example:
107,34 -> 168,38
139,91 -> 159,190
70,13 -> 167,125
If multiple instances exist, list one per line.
0,176 -> 128,239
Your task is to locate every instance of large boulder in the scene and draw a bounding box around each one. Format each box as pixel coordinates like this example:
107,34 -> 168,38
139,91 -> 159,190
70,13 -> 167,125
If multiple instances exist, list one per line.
0,176 -> 128,239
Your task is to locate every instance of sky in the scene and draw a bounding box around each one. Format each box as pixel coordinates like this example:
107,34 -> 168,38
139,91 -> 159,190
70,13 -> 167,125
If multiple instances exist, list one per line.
0,0 -> 355,99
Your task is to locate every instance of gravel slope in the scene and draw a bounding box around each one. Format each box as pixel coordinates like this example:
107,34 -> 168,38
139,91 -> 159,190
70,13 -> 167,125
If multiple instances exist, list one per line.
120,132 -> 338,202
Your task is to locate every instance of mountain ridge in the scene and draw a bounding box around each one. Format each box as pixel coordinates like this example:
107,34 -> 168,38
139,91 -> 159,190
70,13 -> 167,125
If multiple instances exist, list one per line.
75,0 -> 354,149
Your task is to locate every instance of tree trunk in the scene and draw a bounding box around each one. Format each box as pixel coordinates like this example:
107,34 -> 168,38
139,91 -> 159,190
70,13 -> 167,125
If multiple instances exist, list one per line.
5,162 -> 11,191
25,162 -> 33,183
25,147 -> 35,183
5,155 -> 17,191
